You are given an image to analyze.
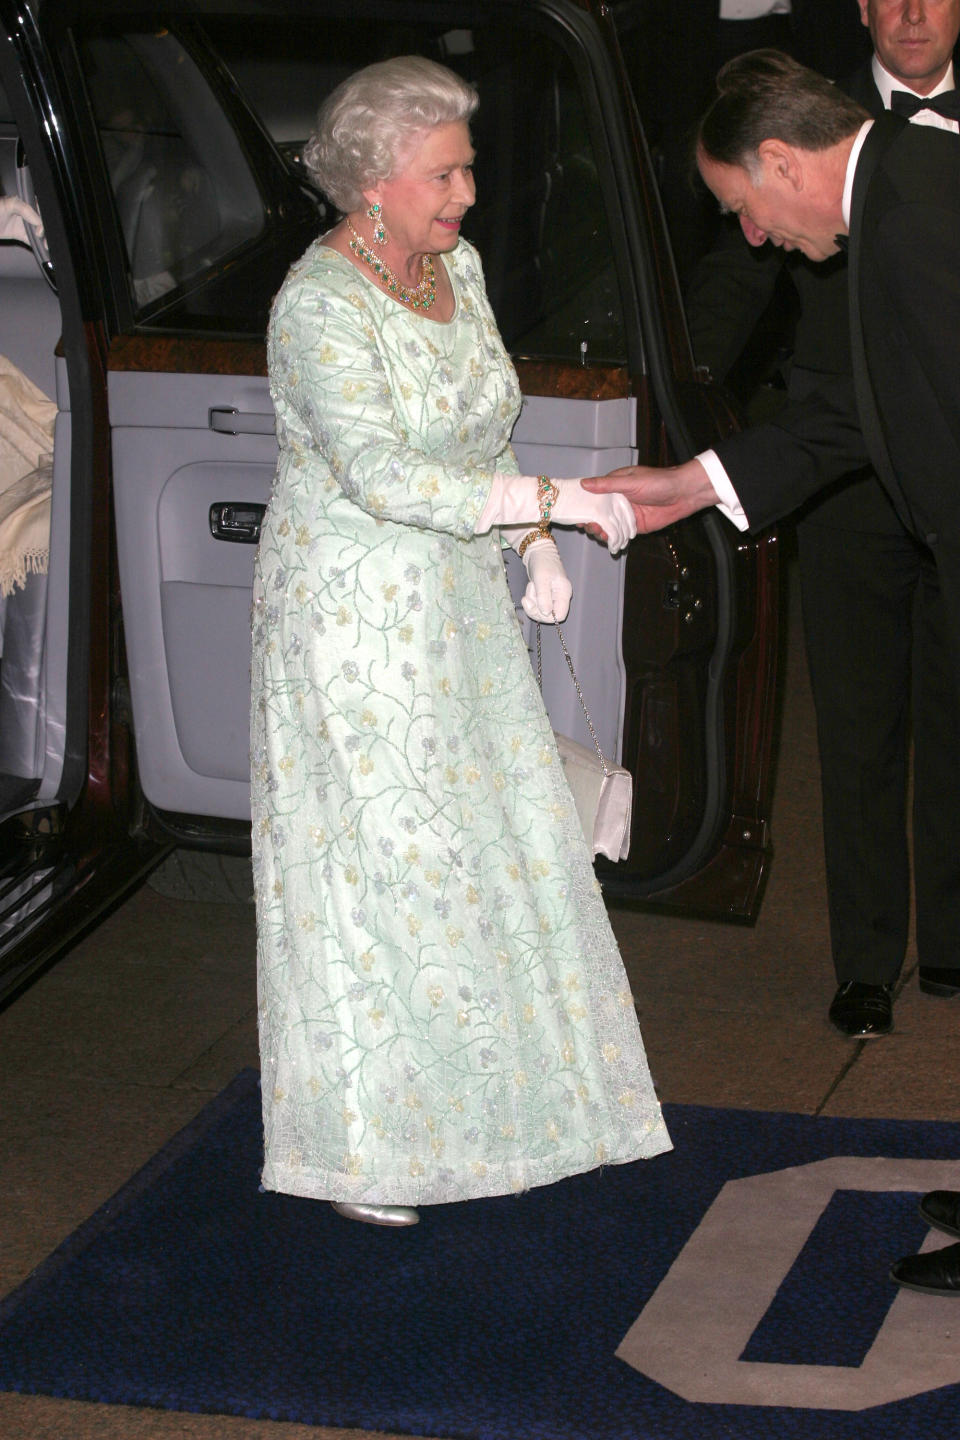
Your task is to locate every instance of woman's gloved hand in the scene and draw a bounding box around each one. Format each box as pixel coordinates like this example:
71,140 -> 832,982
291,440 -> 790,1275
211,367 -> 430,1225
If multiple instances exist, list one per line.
476,473 -> 637,555
503,527 -> 572,622
549,479 -> 636,553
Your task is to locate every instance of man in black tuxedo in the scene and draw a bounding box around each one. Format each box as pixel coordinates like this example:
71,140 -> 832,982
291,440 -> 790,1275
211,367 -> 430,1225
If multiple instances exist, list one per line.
584,49 -> 960,1292
683,2 -> 960,1041
587,52 -> 960,677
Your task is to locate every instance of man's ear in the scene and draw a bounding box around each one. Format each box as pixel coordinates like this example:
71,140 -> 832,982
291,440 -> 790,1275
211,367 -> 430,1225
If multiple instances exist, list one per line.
857,0 -> 870,29
757,139 -> 803,190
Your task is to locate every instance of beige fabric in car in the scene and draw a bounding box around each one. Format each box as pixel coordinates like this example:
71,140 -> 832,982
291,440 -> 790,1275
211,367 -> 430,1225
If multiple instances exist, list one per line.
0,353 -> 54,597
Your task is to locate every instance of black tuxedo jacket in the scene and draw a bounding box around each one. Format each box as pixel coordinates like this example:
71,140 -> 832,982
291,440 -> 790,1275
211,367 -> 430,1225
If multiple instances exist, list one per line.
716,114 -> 960,544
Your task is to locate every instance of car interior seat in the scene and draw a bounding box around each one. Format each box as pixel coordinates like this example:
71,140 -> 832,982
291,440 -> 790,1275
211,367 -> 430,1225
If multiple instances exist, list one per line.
0,128 -> 61,398
0,110 -> 61,805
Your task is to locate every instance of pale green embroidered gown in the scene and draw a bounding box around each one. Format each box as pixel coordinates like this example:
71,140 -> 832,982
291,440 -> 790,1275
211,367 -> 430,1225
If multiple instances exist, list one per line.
251,236 -> 671,1205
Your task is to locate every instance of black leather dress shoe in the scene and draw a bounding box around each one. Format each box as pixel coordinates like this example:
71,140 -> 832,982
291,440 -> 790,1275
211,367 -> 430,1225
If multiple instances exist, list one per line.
919,1190 -> 960,1239
828,981 -> 893,1037
890,1240 -> 960,1294
918,965 -> 960,997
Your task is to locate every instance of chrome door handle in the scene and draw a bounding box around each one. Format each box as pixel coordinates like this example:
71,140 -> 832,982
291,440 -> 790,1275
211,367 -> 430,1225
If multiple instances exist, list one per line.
208,407 -> 276,436
209,502 -> 266,543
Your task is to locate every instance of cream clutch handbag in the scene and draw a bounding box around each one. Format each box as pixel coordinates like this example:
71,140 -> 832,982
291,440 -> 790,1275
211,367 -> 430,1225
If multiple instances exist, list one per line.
537,625 -> 632,862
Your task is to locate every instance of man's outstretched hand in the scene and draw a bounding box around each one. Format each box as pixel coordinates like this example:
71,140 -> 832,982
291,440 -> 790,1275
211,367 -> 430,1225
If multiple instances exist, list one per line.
582,459 -> 718,533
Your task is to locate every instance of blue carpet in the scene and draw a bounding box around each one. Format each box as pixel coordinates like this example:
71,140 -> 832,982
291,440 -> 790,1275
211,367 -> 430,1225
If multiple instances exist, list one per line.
0,1070 -> 958,1439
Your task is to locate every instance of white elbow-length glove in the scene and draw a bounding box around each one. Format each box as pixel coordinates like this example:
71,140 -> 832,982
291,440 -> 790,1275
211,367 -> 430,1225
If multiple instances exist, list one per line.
0,196 -> 44,244
476,473 -> 636,555
502,526 -> 572,623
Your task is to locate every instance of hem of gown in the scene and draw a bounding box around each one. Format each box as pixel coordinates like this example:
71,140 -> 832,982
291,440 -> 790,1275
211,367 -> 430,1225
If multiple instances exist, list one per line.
260,1118 -> 673,1206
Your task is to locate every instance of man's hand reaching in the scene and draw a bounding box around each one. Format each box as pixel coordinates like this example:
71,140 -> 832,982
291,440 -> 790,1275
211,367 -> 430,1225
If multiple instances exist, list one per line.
582,458 -> 720,533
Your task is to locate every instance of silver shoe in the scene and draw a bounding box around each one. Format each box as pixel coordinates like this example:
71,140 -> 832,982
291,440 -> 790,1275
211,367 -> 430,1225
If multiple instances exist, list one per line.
331,1201 -> 419,1227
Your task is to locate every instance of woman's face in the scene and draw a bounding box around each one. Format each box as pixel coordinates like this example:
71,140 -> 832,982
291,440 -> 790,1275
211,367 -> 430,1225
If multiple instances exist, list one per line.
367,119 -> 476,257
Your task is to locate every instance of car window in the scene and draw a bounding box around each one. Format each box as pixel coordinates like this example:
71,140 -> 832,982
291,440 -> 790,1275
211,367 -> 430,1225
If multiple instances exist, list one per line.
75,29 -> 266,311
204,15 -> 628,364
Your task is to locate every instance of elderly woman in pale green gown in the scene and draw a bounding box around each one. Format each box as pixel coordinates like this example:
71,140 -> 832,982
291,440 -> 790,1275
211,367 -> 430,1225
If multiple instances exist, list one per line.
251,54 -> 671,1228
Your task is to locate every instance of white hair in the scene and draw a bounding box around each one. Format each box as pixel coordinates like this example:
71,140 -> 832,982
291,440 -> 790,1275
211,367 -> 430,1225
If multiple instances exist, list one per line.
303,55 -> 478,213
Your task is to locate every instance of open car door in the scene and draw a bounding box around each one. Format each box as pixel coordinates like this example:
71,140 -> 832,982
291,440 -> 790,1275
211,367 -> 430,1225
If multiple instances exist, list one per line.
0,0 -> 777,1005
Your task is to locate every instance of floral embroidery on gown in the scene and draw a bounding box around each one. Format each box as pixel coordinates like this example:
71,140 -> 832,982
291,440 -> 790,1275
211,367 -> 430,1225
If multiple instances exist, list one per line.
251,236 -> 671,1205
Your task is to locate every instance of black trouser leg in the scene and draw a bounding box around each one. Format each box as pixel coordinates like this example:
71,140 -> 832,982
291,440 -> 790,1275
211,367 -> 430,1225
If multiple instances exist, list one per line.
797,517 -> 918,985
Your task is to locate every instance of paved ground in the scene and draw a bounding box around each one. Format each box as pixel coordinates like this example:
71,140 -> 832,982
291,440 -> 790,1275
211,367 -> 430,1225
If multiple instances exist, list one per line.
1,553 -> 957,1439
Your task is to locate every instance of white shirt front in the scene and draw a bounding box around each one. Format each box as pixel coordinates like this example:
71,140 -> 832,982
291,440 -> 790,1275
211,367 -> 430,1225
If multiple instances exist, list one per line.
871,56 -> 958,132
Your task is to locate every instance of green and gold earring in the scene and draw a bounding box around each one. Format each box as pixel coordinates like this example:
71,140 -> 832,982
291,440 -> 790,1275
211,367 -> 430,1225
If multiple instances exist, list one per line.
368,202 -> 386,246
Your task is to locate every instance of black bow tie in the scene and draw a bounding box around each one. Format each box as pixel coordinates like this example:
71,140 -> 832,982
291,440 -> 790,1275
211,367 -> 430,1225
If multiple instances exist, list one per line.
890,88 -> 960,120
834,234 -> 849,253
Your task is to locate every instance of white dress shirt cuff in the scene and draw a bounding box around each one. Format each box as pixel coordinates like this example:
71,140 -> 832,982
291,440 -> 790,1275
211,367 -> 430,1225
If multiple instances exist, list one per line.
697,449 -> 749,531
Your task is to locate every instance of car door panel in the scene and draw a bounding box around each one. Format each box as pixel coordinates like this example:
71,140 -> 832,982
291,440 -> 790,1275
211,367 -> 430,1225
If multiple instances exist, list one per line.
110,364 -> 637,813
158,460 -> 271,785
109,366 -> 275,818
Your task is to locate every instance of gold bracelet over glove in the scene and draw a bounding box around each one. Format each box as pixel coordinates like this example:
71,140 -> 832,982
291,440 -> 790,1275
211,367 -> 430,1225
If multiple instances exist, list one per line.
516,526 -> 555,560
